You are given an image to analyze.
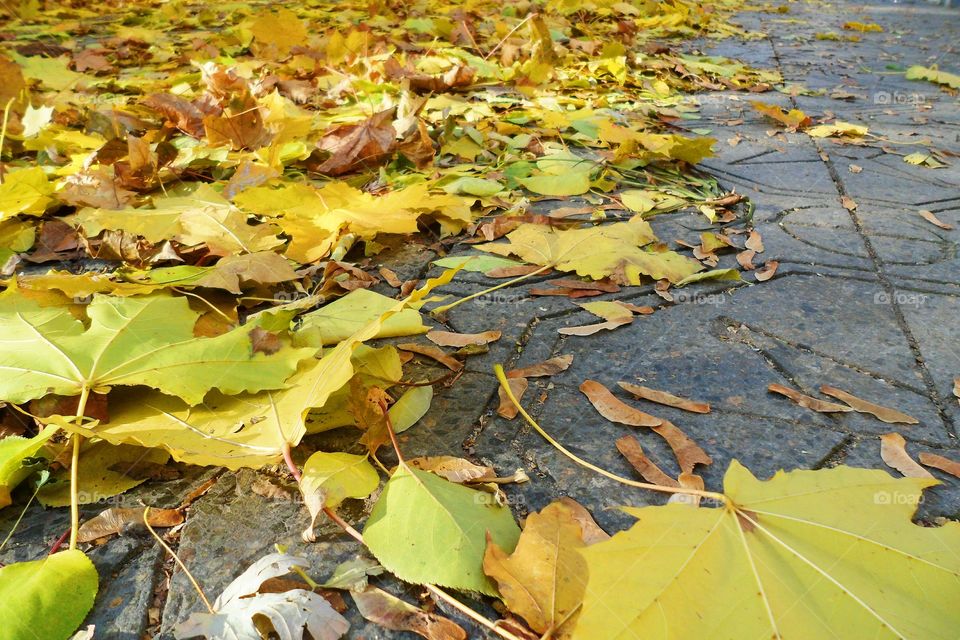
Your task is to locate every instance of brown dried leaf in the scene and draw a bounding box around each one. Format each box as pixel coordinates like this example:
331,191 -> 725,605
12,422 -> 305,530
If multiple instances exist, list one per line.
378,267 -> 402,288
397,343 -> 464,372
820,385 -> 919,424
745,231 -> 764,253
580,380 -> 661,427
406,456 -> 495,484
315,108 -> 397,176
841,196 -> 858,211
918,210 -> 953,230
506,355 -> 574,379
77,507 -> 183,543
879,433 -> 933,479
143,93 -> 206,138
667,473 -> 705,507
737,249 -> 757,270
615,436 -> 679,487
353,587 -> 466,640
918,452 -> 960,479
545,278 -> 620,293
558,317 -> 632,336
755,260 -> 778,281
618,382 -> 710,414
426,330 -> 501,348
652,420 -> 712,474
484,265 -> 545,278
497,377 -> 528,420
768,383 -> 854,413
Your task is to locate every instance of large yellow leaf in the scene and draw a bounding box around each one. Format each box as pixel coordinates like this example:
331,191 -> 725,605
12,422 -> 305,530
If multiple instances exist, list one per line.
574,462 -> 960,640
477,218 -> 702,284
85,270 -> 456,468
0,293 -> 312,405
0,167 -> 53,220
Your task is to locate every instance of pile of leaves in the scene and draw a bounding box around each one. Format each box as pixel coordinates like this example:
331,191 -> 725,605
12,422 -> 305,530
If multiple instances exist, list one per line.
0,1 -> 958,639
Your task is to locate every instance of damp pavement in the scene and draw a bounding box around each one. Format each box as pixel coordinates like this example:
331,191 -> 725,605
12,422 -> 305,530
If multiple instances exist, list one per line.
1,0 -> 958,637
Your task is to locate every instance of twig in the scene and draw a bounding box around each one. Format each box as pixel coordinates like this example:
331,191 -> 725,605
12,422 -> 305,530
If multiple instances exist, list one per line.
68,387 -> 91,550
430,264 -> 551,315
144,507 -> 215,614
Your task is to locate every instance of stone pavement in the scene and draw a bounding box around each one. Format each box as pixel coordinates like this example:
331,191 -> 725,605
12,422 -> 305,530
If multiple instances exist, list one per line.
2,1 -> 958,637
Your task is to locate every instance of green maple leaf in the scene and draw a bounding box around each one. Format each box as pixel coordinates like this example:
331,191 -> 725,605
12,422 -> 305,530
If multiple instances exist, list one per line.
0,293 -> 313,405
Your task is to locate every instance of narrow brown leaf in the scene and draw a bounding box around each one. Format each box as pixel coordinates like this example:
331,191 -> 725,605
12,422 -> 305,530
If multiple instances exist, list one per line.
820,385 -> 919,424
880,433 -> 934,479
545,278 -> 620,293
498,377 -> 528,420
378,267 -> 402,288
615,436 -> 679,487
506,355 -> 574,379
768,383 -> 854,413
353,586 -> 466,640
77,507 -> 183,543
485,264 -> 546,278
397,343 -> 464,372
426,330 -> 501,347
618,382 -> 711,414
918,210 -> 953,230
406,456 -> 495,484
558,317 -> 632,336
918,452 -> 960,479
580,380 -> 662,427
652,420 -> 713,474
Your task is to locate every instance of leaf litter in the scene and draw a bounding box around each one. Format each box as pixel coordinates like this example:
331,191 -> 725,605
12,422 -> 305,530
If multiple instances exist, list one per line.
0,0 -> 955,638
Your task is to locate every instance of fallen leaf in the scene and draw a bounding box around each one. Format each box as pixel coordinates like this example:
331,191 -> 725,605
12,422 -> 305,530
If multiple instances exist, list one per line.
820,385 -> 919,424
754,260 -> 778,281
807,121 -> 868,139
580,380 -> 662,427
77,506 -> 183,543
879,433 -> 933,479
315,108 -> 397,176
397,343 -> 464,372
651,420 -> 713,474
750,102 -> 811,131
484,500 -> 605,636
667,472 -> 705,507
426,330 -> 501,347
174,553 -> 349,640
744,230 -> 764,253
352,587 -> 466,640
478,218 -> 702,285
615,435 -> 679,487
737,249 -> 756,270
506,355 -> 574,379
767,383 -> 854,413
918,452 -> 960,479
300,451 -> 379,542
559,300 -> 636,336
497,377 -> 528,419
406,456 -> 495,484
918,210 -> 953,230
363,464 -> 521,596
0,427 -> 55,509
618,382 -> 710,414
905,64 -> 960,89
0,550 -> 98,640
574,462 -> 960,639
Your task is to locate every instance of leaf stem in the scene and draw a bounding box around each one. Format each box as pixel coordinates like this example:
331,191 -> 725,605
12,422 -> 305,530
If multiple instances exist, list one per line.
281,441 -> 302,483
430,264 -> 551,315
425,585 -> 527,640
144,507 -> 216,614
68,387 -> 91,551
380,396 -> 405,465
494,364 -> 728,504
